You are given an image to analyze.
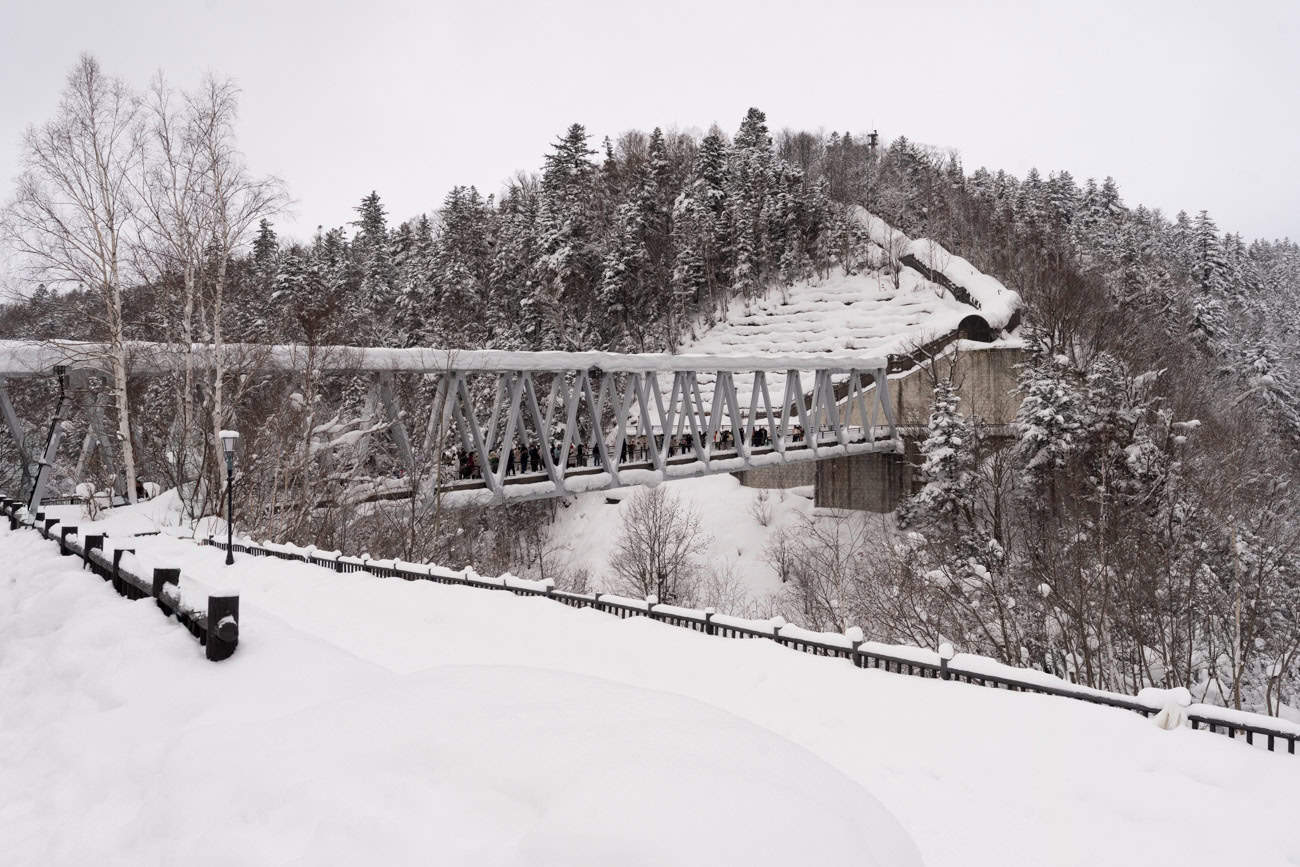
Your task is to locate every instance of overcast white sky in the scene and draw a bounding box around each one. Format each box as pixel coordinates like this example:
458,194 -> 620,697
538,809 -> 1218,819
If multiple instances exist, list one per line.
3,0 -> 1298,245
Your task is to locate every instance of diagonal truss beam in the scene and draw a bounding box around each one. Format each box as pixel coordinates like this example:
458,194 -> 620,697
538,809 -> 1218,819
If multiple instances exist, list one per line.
429,359 -> 902,506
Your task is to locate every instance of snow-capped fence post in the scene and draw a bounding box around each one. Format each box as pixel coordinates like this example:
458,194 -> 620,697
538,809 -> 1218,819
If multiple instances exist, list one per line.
646,594 -> 658,620
206,595 -> 239,662
152,568 -> 180,612
58,525 -> 78,555
111,548 -> 134,585
43,517 -> 58,538
704,607 -> 716,636
846,627 -> 865,668
770,616 -> 786,644
591,592 -> 602,613
938,642 -> 955,681
82,533 -> 104,568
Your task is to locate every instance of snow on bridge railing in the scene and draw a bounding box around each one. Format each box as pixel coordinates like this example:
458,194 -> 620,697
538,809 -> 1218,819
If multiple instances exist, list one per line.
192,529 -> 1300,757
0,497 -> 239,661
0,338 -> 889,377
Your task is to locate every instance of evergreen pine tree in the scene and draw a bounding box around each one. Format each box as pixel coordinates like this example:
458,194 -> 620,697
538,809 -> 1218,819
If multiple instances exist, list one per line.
535,123 -> 601,348
348,192 -> 395,341
907,378 -> 975,528
728,108 -> 776,299
252,219 -> 278,273
1015,352 -> 1084,496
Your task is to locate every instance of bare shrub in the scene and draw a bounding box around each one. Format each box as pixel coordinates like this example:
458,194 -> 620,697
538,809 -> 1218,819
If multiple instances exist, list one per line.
610,486 -> 710,604
763,526 -> 795,584
749,488 -> 773,527
694,557 -> 754,614
781,511 -> 878,632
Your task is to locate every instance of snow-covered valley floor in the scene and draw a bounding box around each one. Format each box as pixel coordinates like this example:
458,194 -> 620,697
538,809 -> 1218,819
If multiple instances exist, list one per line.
3,520 -> 1298,866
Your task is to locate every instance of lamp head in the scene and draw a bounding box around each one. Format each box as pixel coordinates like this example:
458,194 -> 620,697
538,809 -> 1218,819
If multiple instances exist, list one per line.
220,430 -> 240,456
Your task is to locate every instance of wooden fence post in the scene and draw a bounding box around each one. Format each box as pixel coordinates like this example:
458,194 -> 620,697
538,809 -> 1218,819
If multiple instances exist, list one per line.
59,525 -> 78,555
110,548 -> 134,585
939,642 -> 955,681
83,533 -> 105,568
206,595 -> 239,662
846,626 -> 865,668
153,567 -> 180,613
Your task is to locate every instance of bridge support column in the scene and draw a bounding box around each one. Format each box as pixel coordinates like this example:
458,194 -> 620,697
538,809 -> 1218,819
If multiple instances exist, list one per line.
814,451 -> 910,513
0,379 -> 33,495
29,367 -> 73,511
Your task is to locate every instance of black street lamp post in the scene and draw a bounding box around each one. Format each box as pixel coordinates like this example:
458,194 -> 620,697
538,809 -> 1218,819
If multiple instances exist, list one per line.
221,430 -> 239,566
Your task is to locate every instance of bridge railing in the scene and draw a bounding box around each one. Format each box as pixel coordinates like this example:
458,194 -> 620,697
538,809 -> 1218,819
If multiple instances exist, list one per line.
0,497 -> 239,662
197,532 -> 1299,757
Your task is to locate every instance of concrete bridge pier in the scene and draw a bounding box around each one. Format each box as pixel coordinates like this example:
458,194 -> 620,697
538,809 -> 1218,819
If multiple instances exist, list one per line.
813,450 -> 912,513
738,344 -> 1027,513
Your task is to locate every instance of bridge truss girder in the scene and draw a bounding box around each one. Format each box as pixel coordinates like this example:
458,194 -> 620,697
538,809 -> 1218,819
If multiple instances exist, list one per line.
429,362 -> 900,506
0,340 -> 902,509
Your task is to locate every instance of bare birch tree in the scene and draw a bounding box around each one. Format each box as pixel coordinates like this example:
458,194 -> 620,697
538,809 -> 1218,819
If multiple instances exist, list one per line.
1,54 -> 145,502
135,73 -> 211,514
187,75 -> 286,506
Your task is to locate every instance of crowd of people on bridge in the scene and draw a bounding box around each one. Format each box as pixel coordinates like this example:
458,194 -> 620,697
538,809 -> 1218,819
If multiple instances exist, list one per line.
449,425 -> 792,483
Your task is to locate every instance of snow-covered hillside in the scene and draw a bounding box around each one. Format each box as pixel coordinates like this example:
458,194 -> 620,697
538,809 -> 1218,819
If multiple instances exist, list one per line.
3,521 -> 1296,866
683,208 -> 1020,411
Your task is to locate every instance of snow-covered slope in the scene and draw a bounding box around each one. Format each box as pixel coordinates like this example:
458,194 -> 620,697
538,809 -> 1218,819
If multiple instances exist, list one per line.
4,524 -> 1295,866
540,473 -> 818,608
684,208 -> 1020,403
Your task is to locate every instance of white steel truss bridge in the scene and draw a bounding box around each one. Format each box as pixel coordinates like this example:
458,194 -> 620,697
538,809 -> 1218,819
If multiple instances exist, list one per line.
0,341 -> 901,508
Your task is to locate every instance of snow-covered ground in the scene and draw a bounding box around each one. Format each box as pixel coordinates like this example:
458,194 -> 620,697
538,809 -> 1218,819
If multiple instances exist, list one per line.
543,472 -> 823,605
4,514 -> 1298,866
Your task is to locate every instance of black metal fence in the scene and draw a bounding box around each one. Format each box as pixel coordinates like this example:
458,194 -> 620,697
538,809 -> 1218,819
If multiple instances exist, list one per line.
198,533 -> 1297,756
0,498 -> 239,662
